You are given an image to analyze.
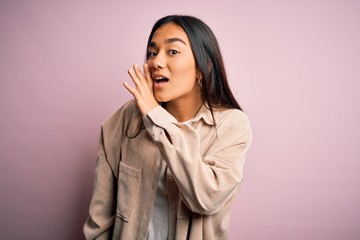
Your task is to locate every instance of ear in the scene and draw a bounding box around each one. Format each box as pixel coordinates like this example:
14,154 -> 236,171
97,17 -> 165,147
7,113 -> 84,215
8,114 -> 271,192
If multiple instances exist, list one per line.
197,71 -> 203,82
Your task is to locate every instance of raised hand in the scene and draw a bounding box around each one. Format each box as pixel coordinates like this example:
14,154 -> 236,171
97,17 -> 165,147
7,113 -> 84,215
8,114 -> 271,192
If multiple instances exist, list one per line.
123,63 -> 159,116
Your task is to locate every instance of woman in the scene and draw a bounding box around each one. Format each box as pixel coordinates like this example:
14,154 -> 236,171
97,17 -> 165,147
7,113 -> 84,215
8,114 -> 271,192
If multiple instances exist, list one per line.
84,15 -> 252,240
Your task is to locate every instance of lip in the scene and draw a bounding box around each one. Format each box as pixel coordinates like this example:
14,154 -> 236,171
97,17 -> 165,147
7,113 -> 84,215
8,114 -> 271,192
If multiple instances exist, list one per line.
153,79 -> 168,89
152,73 -> 169,89
152,73 -> 168,79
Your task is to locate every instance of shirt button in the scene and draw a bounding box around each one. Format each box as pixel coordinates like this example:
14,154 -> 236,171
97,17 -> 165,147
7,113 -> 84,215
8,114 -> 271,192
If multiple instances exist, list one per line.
168,176 -> 174,182
170,205 -> 176,210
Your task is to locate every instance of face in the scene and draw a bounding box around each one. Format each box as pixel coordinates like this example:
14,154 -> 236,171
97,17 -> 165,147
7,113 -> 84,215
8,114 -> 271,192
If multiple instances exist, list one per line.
146,22 -> 202,105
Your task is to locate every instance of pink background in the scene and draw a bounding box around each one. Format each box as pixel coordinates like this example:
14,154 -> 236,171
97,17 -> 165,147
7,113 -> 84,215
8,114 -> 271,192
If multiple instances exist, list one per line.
1,1 -> 359,239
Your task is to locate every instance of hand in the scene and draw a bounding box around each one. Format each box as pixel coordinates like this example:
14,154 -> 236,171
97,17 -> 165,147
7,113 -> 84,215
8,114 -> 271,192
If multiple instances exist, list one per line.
123,63 -> 159,116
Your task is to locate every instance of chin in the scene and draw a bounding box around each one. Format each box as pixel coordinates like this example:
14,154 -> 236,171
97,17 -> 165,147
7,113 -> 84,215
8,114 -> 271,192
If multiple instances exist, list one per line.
154,95 -> 168,103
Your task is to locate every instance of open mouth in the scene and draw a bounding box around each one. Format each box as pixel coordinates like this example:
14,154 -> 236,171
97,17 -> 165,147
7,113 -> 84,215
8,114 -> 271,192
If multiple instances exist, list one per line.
154,76 -> 169,83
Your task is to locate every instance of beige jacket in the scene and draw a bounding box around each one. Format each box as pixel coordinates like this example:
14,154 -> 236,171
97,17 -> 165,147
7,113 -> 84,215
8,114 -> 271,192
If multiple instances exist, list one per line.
83,100 -> 252,240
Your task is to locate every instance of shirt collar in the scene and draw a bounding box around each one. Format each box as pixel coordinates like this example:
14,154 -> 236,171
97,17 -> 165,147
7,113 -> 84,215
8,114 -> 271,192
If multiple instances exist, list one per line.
191,104 -> 216,126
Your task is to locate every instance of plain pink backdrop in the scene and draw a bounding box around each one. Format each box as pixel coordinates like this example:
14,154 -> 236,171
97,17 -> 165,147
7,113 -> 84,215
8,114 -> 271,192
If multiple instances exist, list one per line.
1,1 -> 359,239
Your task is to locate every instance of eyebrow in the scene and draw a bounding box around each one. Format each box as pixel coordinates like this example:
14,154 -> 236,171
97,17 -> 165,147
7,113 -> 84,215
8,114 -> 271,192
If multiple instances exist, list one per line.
148,37 -> 187,47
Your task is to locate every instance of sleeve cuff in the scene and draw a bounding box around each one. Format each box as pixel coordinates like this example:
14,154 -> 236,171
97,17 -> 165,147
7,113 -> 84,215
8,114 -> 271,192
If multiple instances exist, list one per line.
143,105 -> 177,128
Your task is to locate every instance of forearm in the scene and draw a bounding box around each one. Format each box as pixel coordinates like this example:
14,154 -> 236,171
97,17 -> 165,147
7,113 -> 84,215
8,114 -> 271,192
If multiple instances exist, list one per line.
143,105 -> 252,215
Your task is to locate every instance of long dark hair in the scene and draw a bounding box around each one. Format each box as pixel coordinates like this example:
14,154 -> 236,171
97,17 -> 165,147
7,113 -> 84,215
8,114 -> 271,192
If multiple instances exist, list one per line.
146,15 -> 242,112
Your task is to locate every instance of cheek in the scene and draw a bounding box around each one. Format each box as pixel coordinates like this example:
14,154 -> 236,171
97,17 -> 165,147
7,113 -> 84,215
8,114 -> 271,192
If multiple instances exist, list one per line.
173,59 -> 197,80
178,74 -> 198,94
146,59 -> 154,69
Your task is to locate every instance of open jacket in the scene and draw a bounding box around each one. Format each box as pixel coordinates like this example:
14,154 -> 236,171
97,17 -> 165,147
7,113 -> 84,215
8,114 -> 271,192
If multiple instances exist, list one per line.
83,100 -> 252,240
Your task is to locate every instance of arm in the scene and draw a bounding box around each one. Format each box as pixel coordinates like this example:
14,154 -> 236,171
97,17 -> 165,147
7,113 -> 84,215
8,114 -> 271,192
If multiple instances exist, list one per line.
143,106 -> 252,215
123,63 -> 252,215
83,129 -> 116,240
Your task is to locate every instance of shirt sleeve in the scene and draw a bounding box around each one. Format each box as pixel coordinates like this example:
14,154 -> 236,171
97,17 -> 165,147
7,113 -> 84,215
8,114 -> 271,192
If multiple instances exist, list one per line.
142,105 -> 252,215
83,128 -> 116,239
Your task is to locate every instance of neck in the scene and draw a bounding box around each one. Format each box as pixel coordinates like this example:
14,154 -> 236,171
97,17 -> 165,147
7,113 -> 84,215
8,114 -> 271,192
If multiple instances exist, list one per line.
165,97 -> 203,122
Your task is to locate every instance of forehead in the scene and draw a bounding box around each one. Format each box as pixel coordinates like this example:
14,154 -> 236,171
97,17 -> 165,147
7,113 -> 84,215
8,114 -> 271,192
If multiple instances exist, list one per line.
150,22 -> 190,44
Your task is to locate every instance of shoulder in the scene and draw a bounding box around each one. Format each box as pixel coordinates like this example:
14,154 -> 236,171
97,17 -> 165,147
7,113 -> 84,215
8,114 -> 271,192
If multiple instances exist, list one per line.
215,108 -> 251,128
100,99 -> 141,140
103,99 -> 139,127
213,108 -> 252,141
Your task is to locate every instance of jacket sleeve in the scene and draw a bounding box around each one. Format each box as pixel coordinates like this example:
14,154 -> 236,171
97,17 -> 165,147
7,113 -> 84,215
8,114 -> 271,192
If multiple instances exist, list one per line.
142,105 -> 252,215
83,128 -> 116,240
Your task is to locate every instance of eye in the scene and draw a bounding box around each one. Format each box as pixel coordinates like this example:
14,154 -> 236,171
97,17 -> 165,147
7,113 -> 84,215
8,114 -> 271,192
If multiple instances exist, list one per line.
168,49 -> 179,55
147,51 -> 157,58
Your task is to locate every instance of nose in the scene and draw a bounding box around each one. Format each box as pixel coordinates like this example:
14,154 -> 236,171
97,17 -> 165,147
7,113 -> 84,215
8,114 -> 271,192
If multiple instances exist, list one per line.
148,52 -> 165,70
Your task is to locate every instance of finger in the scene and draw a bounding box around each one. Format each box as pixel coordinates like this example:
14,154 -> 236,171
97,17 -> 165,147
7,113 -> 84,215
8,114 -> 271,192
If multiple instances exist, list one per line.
123,81 -> 137,97
133,64 -> 146,85
143,63 -> 153,91
124,81 -> 148,115
128,68 -> 142,89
